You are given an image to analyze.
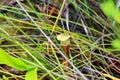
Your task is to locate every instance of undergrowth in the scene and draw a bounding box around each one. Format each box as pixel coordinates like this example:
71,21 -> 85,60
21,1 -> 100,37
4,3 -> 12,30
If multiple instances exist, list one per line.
0,0 -> 120,80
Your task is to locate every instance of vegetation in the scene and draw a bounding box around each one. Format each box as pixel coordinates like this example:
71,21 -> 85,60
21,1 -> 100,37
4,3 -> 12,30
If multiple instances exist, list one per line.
0,0 -> 120,80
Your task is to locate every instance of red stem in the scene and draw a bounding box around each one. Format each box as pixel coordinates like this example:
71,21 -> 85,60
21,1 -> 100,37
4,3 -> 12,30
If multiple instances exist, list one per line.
62,45 -> 70,66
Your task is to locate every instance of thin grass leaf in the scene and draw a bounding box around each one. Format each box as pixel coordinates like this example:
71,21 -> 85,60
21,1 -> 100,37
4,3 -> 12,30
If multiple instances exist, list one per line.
102,73 -> 120,80
25,68 -> 38,80
0,48 -> 34,71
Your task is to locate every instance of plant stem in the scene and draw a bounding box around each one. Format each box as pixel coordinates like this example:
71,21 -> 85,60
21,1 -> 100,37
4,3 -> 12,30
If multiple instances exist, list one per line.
62,45 -> 70,66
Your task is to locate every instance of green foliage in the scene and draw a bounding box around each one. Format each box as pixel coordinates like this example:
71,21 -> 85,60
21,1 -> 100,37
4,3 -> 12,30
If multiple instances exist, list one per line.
0,48 -> 38,80
101,0 -> 120,49
1,0 -> 120,79
100,0 -> 116,17
111,39 -> 120,50
25,68 -> 38,80
100,0 -> 120,23
0,48 -> 35,71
